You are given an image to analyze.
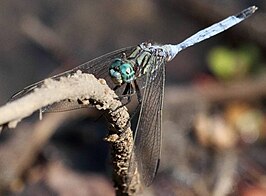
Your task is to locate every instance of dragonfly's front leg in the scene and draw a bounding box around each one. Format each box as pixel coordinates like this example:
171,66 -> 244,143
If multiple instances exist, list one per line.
126,80 -> 142,126
113,83 -> 133,110
121,83 -> 133,105
113,84 -> 132,101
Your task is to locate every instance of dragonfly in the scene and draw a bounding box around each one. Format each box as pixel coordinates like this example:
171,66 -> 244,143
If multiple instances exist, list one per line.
10,6 -> 257,187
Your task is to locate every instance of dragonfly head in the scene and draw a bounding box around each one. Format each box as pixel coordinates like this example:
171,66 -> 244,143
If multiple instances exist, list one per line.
109,58 -> 135,85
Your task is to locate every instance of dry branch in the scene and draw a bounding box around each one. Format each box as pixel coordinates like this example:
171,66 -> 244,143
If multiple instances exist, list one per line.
0,71 -> 140,195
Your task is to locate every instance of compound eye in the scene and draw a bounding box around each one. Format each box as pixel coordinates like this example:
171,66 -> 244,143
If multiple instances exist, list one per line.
110,58 -> 122,70
121,64 -> 133,75
114,66 -> 120,71
120,63 -> 135,83
125,67 -> 132,75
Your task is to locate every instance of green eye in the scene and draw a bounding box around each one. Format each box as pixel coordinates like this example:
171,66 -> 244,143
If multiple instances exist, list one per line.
110,58 -> 122,69
120,63 -> 135,82
109,59 -> 135,84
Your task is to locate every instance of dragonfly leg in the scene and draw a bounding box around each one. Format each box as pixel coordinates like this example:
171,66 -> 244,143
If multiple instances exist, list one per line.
122,83 -> 133,105
113,85 -> 120,91
112,81 -> 142,131
127,80 -> 142,124
113,83 -> 133,113
113,84 -> 134,100
119,80 -> 143,133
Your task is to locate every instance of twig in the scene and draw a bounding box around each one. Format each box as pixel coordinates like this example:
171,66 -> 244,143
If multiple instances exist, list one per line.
0,71 -> 140,195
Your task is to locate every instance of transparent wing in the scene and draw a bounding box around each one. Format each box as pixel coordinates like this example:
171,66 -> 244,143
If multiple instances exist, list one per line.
41,100 -> 89,112
134,60 -> 165,186
10,46 -> 136,112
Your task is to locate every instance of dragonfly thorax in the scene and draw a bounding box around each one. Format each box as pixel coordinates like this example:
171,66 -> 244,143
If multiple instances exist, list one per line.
109,58 -> 135,85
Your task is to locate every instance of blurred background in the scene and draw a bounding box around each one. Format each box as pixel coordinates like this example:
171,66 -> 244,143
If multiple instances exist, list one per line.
0,0 -> 266,195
